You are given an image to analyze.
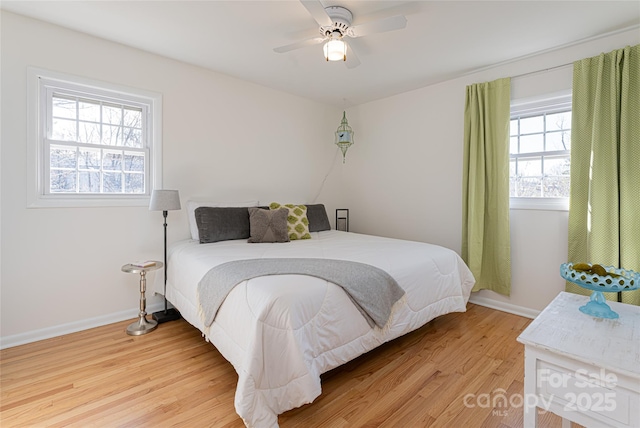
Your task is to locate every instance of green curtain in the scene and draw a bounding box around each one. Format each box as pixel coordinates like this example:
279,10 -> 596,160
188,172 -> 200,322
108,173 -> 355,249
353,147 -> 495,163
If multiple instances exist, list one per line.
462,77 -> 512,296
567,44 -> 640,305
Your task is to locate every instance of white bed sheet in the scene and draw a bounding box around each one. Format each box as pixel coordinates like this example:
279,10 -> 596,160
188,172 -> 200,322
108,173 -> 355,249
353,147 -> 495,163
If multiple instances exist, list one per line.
162,230 -> 475,427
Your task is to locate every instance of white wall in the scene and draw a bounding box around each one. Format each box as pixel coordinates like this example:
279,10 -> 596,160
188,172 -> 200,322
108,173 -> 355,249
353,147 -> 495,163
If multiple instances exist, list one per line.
344,28 -> 639,317
0,11 -> 344,346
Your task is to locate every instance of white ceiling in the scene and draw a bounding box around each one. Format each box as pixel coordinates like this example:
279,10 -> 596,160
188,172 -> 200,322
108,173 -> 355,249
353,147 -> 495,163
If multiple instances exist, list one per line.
3,1 -> 639,106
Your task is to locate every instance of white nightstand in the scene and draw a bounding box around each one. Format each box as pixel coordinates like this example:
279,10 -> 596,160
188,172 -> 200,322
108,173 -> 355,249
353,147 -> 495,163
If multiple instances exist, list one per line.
517,292 -> 640,427
122,261 -> 163,336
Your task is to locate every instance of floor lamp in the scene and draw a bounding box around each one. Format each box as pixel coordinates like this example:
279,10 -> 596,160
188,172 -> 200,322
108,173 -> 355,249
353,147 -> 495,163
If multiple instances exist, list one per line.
149,189 -> 182,324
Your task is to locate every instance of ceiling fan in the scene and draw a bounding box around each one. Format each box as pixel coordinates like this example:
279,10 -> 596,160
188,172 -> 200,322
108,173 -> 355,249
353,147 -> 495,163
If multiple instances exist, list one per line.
273,0 -> 408,68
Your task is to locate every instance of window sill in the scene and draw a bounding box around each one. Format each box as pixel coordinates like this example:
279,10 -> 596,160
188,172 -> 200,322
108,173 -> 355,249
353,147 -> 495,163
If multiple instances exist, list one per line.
27,194 -> 151,208
510,197 -> 569,212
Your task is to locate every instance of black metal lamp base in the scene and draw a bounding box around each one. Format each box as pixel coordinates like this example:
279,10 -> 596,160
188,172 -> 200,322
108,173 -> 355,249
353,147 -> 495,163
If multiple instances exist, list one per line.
152,308 -> 181,324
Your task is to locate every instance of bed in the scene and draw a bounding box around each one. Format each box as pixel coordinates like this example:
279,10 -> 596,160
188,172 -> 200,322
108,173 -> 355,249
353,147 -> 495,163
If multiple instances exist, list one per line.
159,203 -> 475,427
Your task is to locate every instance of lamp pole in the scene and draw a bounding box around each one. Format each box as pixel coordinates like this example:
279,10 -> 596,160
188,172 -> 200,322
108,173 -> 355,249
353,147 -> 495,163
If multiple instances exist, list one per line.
162,210 -> 168,313
150,189 -> 182,324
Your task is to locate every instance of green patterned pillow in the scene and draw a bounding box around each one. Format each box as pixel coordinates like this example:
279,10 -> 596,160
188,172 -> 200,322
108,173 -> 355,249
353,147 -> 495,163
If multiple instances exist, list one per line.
269,202 -> 311,240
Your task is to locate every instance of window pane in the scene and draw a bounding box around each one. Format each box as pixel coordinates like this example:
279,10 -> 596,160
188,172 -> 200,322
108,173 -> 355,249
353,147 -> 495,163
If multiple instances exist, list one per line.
123,128 -> 142,148
52,118 -> 77,141
544,156 -> 571,176
103,125 -> 122,146
547,111 -> 571,131
518,157 -> 542,176
78,100 -> 101,122
543,176 -> 570,197
102,104 -> 122,125
78,121 -> 101,144
124,173 -> 144,193
123,107 -> 142,128
50,169 -> 76,192
103,172 -> 122,193
50,145 -> 77,168
78,148 -> 101,170
510,136 -> 518,154
103,150 -> 122,170
52,96 -> 76,119
509,177 -> 517,197
509,159 -> 516,176
510,119 -> 518,136
520,115 -> 544,134
79,171 -> 101,192
124,152 -> 144,172
518,177 -> 542,197
546,131 -> 570,151
519,134 -> 544,153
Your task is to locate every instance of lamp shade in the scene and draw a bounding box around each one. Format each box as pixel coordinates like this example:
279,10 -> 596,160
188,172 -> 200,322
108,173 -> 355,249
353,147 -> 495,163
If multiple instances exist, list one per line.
323,32 -> 346,61
149,189 -> 181,211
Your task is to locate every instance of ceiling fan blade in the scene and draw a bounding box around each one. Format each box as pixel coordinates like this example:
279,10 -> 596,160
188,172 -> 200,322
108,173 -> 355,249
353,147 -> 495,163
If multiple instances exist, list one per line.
349,15 -> 407,38
299,0 -> 332,27
273,37 -> 325,54
345,42 -> 361,69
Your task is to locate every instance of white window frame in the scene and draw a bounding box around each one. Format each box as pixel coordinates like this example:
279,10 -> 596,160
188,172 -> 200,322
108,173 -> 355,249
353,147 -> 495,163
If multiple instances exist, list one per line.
510,90 -> 572,211
27,67 -> 163,208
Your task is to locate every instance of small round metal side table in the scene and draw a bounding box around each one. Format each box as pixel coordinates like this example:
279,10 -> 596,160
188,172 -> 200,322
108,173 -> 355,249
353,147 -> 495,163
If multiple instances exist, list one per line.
122,261 -> 163,336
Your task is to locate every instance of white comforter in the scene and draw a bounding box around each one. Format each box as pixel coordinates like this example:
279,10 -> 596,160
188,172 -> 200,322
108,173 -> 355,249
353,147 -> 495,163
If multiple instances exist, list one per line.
162,230 -> 475,427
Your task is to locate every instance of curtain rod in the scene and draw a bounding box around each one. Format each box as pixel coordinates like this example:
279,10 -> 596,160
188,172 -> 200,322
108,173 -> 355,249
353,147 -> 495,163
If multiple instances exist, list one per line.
511,62 -> 573,80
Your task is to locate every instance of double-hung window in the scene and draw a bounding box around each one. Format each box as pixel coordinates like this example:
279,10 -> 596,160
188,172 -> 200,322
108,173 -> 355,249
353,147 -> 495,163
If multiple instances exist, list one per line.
28,68 -> 162,207
509,91 -> 572,210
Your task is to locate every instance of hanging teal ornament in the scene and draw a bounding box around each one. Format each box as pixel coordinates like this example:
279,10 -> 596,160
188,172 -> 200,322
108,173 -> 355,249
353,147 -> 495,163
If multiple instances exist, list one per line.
335,111 -> 354,163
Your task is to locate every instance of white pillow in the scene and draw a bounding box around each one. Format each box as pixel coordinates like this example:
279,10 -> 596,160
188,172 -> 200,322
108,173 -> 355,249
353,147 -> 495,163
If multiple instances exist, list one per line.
187,200 -> 259,241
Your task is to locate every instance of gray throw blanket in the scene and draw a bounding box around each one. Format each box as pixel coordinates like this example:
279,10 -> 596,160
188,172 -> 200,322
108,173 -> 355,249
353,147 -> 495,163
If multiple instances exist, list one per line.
197,258 -> 405,329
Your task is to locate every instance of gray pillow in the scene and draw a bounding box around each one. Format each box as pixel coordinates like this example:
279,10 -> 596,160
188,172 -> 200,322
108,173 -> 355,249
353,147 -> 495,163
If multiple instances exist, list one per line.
248,207 -> 290,243
306,204 -> 331,232
195,206 -> 250,243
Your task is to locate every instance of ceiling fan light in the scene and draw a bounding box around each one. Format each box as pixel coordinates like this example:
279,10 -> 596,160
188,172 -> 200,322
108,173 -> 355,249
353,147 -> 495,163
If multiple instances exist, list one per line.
323,38 -> 346,62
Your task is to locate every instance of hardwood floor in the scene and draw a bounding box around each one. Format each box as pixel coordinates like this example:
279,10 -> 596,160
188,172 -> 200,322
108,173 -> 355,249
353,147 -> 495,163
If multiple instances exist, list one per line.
1,304 -> 573,427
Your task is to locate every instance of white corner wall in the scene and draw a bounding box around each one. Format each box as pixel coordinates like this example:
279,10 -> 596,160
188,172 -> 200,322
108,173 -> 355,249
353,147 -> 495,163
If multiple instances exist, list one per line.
343,28 -> 639,317
0,11 -> 344,347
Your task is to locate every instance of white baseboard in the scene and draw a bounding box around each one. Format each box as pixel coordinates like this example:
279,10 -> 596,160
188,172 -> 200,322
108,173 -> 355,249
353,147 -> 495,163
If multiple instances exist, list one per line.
468,295 -> 540,319
0,302 -> 165,350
